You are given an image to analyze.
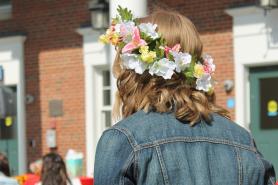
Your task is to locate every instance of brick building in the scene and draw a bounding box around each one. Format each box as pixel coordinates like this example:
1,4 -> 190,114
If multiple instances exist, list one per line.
0,0 -> 277,176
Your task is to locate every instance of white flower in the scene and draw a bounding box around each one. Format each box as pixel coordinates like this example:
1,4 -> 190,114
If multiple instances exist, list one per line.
121,53 -> 148,74
115,21 -> 135,43
138,23 -> 159,39
149,58 -> 176,79
171,51 -> 192,73
196,74 -> 212,92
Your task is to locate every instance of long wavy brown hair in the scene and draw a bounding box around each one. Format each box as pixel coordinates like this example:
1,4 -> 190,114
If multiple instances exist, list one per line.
113,10 -> 229,125
41,153 -> 72,185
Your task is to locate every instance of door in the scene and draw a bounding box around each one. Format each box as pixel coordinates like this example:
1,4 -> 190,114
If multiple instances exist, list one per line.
0,85 -> 18,175
250,65 -> 278,171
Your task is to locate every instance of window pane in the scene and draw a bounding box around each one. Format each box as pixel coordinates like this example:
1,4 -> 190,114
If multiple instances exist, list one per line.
102,111 -> 112,128
103,89 -> 111,106
0,0 -> 10,6
102,70 -> 110,86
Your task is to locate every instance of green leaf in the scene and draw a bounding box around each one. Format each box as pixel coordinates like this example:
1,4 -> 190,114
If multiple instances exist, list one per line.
117,6 -> 134,21
117,42 -> 125,50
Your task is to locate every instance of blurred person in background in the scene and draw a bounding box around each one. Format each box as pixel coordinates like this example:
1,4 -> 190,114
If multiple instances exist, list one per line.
36,152 -> 72,185
0,152 -> 19,185
23,159 -> 42,185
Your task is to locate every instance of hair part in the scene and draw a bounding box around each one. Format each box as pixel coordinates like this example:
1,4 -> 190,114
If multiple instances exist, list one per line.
113,10 -> 229,124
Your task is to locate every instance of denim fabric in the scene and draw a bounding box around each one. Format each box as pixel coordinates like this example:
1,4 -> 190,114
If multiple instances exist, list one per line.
94,111 -> 276,185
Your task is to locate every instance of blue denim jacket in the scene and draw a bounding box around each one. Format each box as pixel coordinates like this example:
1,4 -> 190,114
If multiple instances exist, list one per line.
94,111 -> 276,185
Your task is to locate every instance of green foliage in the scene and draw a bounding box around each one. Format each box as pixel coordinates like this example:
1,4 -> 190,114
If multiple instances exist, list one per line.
184,54 -> 197,85
117,42 -> 125,50
154,38 -> 166,58
117,6 -> 134,21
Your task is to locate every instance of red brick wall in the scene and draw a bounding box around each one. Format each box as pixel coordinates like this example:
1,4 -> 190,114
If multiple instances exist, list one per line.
149,0 -> 256,119
0,0 -> 90,168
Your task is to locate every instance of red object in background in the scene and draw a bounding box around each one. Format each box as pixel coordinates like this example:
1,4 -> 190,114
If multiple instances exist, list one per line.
23,174 -> 40,185
79,177 -> 94,185
276,181 -> 278,185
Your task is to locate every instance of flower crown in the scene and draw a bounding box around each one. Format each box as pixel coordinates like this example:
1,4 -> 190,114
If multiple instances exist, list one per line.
100,6 -> 215,92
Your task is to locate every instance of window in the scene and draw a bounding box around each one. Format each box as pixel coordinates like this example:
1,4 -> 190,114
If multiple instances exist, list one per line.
0,0 -> 11,21
95,68 -> 112,130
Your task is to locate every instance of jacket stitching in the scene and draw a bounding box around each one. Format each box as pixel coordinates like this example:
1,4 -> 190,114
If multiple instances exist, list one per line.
255,153 -> 268,183
120,151 -> 135,185
235,148 -> 243,185
105,127 -> 139,183
256,155 -> 276,185
111,127 -> 138,149
155,145 -> 170,185
134,137 -> 256,152
134,150 -> 139,182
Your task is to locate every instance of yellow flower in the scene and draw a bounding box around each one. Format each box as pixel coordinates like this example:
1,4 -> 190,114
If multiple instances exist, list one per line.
194,64 -> 205,78
99,34 -> 109,43
141,51 -> 157,63
139,46 -> 156,63
139,45 -> 149,54
110,33 -> 120,45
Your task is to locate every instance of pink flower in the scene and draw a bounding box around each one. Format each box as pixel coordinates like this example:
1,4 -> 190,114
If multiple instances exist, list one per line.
203,54 -> 215,74
171,44 -> 181,52
164,44 -> 181,58
122,27 -> 147,53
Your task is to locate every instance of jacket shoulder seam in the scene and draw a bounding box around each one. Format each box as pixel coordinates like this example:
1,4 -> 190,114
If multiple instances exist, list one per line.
106,127 -> 138,150
134,137 -> 257,152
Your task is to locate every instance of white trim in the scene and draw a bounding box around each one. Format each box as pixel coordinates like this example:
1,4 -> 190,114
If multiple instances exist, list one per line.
225,6 -> 263,17
227,6 -> 278,130
77,28 -> 110,176
0,35 -> 27,174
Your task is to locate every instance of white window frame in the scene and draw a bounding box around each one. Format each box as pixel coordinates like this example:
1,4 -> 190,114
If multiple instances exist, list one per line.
94,66 -> 112,137
77,28 -> 115,176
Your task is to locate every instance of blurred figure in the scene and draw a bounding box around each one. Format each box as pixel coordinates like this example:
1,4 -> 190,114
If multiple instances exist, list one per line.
23,159 -> 42,185
36,152 -> 72,185
29,159 -> 42,176
0,152 -> 19,185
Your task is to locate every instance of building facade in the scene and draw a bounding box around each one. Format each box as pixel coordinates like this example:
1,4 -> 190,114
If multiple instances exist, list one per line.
0,0 -> 277,176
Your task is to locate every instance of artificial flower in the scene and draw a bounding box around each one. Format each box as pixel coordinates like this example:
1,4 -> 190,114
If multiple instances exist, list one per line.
194,63 -> 205,78
171,51 -> 192,72
196,73 -> 212,92
100,6 -> 217,92
138,23 -> 159,39
110,34 -> 121,45
203,54 -> 215,74
115,21 -> 135,43
122,27 -> 147,53
99,34 -> 109,44
164,44 -> 181,58
99,28 -> 120,45
149,58 -> 176,79
139,46 -> 157,63
121,53 -> 148,74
